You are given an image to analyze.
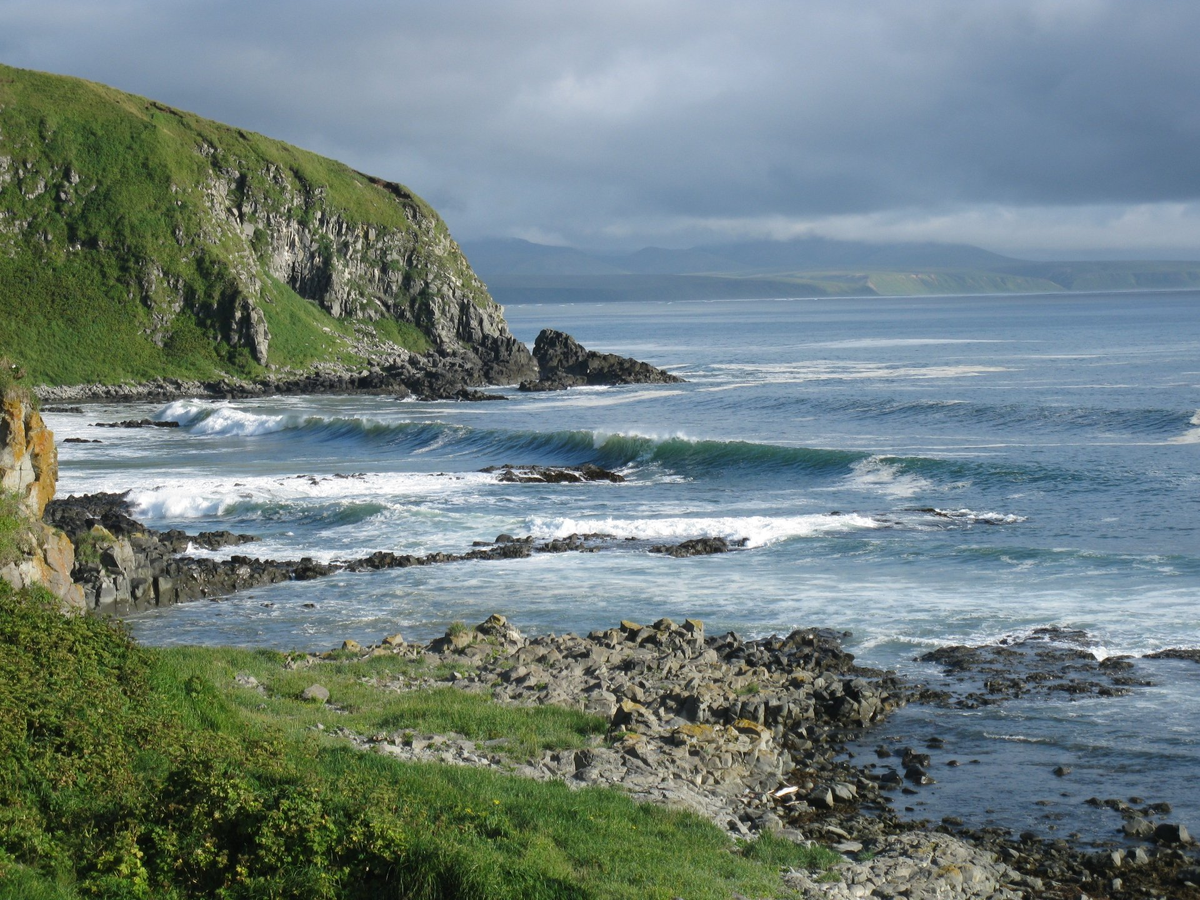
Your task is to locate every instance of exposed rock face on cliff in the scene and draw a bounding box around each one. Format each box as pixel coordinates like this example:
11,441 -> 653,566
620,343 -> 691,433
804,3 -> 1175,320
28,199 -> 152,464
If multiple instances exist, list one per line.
0,63 -> 535,388
519,329 -> 684,391
0,392 -> 83,610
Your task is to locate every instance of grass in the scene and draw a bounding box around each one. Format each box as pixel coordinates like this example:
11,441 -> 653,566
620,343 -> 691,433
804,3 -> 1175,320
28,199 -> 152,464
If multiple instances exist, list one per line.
258,276 -> 430,370
0,490 -> 35,569
0,581 -> 825,899
0,63 -> 482,387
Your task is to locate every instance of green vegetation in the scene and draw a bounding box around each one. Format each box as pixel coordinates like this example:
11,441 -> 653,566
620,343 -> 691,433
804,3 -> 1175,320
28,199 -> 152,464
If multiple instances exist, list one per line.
0,64 -> 480,386
0,490 -> 34,568
0,581 -> 831,898
741,832 -> 842,871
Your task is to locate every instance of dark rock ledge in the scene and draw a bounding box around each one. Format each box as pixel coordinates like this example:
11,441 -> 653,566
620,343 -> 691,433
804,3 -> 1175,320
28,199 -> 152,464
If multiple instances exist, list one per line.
41,492 -> 749,616
519,329 -> 684,392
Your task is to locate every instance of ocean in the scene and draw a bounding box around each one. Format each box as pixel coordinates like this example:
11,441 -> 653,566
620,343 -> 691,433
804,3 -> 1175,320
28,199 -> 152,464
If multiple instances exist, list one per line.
45,289 -> 1200,846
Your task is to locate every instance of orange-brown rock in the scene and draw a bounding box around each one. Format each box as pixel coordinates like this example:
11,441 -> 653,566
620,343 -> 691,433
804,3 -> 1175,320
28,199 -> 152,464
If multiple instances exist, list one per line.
1,393 -> 59,518
0,392 -> 83,611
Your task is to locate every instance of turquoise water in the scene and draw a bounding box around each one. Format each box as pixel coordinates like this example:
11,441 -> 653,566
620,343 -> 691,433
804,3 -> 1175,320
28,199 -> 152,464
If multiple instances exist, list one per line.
47,290 -> 1200,842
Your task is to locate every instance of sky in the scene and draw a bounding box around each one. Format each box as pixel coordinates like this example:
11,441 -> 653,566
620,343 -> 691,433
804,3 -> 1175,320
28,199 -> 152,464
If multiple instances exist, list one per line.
1,0 -> 1198,259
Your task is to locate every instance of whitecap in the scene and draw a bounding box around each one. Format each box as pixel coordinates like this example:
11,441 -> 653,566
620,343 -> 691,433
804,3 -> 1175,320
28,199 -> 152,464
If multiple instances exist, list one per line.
1169,409 -> 1200,444
845,456 -> 933,499
931,508 -> 1027,525
526,512 -> 883,549
153,399 -> 293,437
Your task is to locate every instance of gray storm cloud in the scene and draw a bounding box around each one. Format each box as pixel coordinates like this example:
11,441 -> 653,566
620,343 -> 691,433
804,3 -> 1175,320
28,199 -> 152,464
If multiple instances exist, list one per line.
1,0 -> 1198,255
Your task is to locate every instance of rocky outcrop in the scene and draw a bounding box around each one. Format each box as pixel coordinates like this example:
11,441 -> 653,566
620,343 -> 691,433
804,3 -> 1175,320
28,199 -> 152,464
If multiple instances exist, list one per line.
307,614 -> 907,837
519,329 -> 683,391
199,162 -> 535,384
0,391 -> 83,610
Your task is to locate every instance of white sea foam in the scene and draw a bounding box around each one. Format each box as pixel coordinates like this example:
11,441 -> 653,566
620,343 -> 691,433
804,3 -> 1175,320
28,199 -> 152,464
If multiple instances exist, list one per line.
128,471 -> 494,520
527,512 -> 883,548
1169,409 -> 1200,443
931,508 -> 1027,525
845,456 -> 933,499
707,361 -> 1008,384
154,399 -> 296,437
804,338 -> 1012,349
983,733 -> 1050,744
526,388 -> 685,409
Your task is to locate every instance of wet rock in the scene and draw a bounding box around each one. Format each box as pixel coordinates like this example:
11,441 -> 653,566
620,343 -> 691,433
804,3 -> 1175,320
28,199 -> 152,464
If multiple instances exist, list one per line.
649,536 -> 747,558
482,464 -> 625,484
92,418 -> 180,428
518,329 -> 684,391
1154,822 -> 1192,845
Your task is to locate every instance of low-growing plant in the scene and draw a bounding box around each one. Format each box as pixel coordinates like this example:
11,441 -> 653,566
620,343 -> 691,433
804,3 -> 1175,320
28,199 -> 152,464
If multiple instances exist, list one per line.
0,490 -> 35,568
741,832 -> 843,871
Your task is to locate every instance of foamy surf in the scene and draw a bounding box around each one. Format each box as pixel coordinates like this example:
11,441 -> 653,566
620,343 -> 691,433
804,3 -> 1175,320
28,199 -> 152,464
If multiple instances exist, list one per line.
527,512 -> 883,548
929,508 -> 1027,525
128,471 -> 496,520
1169,409 -> 1200,444
845,455 -> 934,499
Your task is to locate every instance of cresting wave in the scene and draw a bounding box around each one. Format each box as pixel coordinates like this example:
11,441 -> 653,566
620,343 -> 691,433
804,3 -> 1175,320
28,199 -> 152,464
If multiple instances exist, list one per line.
152,400 -> 1073,489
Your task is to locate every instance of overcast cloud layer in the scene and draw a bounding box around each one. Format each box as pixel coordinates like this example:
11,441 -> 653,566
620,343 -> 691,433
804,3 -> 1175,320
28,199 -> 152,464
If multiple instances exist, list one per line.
2,0 -> 1198,257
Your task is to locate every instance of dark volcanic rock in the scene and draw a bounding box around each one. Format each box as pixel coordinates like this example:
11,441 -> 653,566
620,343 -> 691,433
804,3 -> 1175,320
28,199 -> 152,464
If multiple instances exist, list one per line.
917,626 -> 1152,707
1146,648 -> 1200,664
93,418 -> 180,429
482,464 -> 626,484
650,536 -> 748,557
519,329 -> 684,391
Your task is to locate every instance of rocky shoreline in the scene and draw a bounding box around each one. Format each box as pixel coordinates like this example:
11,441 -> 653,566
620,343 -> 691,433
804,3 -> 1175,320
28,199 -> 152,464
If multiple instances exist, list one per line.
33,328 -> 684,404
275,613 -> 1200,899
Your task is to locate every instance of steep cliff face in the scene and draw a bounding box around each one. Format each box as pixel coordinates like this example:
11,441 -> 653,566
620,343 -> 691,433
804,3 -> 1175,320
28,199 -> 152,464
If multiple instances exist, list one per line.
0,390 -> 83,610
0,64 -> 535,386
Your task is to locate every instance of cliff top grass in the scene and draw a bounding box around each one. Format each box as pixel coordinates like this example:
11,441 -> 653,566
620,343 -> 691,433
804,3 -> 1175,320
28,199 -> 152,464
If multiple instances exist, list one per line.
0,64 -> 464,385
0,581 -> 836,899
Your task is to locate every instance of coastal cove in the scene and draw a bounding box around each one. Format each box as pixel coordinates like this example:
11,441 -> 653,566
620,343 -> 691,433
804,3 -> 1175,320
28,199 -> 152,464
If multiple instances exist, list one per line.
43,289 -> 1200,863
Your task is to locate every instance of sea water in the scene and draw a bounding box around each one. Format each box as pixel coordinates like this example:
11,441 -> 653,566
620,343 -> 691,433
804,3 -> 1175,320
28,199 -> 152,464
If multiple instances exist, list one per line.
46,290 -> 1200,845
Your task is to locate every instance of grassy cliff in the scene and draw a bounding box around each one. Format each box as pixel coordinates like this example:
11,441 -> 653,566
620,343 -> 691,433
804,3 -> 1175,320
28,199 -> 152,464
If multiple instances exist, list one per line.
0,64 -> 512,387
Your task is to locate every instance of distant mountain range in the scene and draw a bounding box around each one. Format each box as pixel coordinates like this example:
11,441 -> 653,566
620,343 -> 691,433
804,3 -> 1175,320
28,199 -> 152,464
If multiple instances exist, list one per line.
462,237 -> 1200,304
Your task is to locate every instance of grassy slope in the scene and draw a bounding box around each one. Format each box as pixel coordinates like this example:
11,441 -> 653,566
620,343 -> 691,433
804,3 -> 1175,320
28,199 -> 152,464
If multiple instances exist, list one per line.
0,581 -> 841,899
0,64 -> 448,385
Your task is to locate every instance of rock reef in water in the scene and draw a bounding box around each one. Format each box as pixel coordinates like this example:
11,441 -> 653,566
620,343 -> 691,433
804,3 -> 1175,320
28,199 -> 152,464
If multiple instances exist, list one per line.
519,329 -> 684,391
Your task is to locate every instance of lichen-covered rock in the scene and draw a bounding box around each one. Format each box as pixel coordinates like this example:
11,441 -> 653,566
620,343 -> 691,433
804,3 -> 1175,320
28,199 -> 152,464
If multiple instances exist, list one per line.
0,392 -> 83,610
0,393 -> 57,518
